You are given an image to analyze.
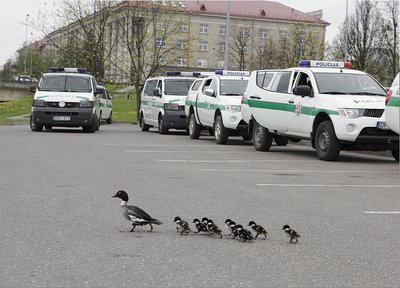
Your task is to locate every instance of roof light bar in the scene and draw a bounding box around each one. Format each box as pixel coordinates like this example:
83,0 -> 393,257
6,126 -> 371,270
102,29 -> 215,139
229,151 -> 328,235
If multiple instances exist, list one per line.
215,70 -> 250,76
48,67 -> 87,73
164,71 -> 210,77
298,60 -> 353,69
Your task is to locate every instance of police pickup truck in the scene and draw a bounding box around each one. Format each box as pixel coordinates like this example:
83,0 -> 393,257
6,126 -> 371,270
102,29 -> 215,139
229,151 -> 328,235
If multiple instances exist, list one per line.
185,70 -> 250,144
385,73 -> 399,134
245,60 -> 399,161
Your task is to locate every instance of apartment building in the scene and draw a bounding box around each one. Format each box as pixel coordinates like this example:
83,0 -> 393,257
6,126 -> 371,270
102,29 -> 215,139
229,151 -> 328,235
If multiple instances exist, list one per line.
45,0 -> 329,82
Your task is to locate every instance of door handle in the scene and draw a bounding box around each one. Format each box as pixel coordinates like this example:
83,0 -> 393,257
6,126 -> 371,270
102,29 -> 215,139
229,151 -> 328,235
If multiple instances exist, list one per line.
250,95 -> 261,99
288,100 -> 294,104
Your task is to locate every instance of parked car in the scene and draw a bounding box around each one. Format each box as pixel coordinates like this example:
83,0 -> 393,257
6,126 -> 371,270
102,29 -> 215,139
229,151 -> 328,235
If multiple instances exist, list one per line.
385,73 -> 399,134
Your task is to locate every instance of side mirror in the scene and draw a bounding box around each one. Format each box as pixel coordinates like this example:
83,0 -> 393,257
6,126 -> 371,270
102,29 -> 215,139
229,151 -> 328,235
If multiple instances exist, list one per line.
110,95 -> 114,100
29,86 -> 36,93
293,85 -> 311,97
204,88 -> 215,97
153,88 -> 162,97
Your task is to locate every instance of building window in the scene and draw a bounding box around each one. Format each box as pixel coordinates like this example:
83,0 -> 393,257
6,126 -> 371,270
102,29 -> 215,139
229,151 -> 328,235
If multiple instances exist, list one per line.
259,29 -> 268,39
179,24 -> 188,32
197,59 -> 208,68
239,27 -> 250,37
217,61 -> 224,69
158,58 -> 166,65
156,22 -> 166,31
156,37 -> 166,48
218,42 -> 225,53
219,25 -> 226,36
198,41 -> 208,51
199,24 -> 208,34
176,58 -> 187,67
177,39 -> 187,50
279,30 -> 288,40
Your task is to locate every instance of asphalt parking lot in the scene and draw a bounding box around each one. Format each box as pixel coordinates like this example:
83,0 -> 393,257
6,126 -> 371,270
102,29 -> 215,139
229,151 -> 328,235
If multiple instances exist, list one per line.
0,123 -> 399,287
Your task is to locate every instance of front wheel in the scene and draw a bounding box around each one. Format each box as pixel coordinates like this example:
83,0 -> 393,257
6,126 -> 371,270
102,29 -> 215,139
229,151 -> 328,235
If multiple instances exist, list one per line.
315,121 -> 341,161
188,113 -> 201,139
214,115 -> 228,144
30,115 -> 43,132
83,114 -> 99,133
392,150 -> 399,162
106,112 -> 112,124
140,113 -> 150,131
252,121 -> 272,151
158,115 -> 169,134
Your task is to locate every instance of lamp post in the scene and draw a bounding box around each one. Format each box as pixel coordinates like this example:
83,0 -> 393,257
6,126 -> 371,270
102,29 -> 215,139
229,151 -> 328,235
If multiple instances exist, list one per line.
223,0 -> 231,70
344,0 -> 348,61
24,13 -> 29,74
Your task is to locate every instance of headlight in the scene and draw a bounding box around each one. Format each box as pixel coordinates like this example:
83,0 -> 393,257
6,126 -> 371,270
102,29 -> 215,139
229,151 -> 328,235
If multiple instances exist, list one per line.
337,108 -> 364,119
79,101 -> 94,108
164,103 -> 180,110
226,105 -> 241,113
32,99 -> 46,107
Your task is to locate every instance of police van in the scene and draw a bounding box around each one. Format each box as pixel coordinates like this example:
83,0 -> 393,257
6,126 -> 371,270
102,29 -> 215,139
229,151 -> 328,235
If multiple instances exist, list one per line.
245,60 -> 399,161
30,67 -> 102,133
185,70 -> 250,144
139,72 -> 197,134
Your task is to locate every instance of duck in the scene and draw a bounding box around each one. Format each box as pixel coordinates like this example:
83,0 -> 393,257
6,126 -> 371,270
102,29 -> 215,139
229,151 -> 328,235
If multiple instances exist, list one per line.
174,216 -> 191,235
112,190 -> 163,232
206,219 -> 223,238
248,221 -> 268,239
236,224 -> 254,242
282,224 -> 300,243
192,218 -> 208,234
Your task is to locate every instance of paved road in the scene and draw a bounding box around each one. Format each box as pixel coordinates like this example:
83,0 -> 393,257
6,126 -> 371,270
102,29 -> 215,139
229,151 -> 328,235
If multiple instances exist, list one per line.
0,123 -> 399,287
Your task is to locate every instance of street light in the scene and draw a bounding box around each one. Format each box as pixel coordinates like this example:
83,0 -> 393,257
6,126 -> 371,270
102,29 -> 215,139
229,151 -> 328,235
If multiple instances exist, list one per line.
24,13 -> 29,74
223,0 -> 231,70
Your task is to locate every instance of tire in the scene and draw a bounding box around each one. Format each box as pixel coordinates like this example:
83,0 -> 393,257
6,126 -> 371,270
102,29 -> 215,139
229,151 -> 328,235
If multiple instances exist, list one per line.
30,115 -> 43,132
83,114 -> 99,133
315,121 -> 341,161
106,112 -> 112,124
188,113 -> 201,139
392,150 -> 399,162
214,115 -> 228,144
140,113 -> 150,131
252,121 -> 272,151
275,135 -> 289,146
158,115 -> 169,134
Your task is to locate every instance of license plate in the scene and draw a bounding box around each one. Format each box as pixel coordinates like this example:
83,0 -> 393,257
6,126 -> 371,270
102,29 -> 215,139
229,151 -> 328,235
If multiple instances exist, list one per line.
376,121 -> 389,130
53,116 -> 70,121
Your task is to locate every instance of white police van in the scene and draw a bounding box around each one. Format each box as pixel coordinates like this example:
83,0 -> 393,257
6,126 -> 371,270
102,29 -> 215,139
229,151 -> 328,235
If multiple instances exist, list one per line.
246,60 -> 399,161
385,73 -> 399,134
139,72 -> 197,134
30,67 -> 101,133
185,70 -> 250,144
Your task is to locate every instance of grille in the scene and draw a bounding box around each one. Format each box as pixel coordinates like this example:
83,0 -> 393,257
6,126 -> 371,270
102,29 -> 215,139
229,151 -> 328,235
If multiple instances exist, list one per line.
46,102 -> 78,108
363,109 -> 384,118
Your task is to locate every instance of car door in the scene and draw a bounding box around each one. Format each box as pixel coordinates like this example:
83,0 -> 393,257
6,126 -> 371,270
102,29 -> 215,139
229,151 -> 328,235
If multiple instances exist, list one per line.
286,71 -> 315,137
250,71 -> 292,132
200,77 -> 219,127
142,79 -> 158,126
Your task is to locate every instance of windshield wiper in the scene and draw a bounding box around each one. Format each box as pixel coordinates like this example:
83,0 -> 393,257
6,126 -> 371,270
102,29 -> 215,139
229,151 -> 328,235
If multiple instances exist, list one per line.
220,93 -> 242,96
320,91 -> 347,95
348,92 -> 385,96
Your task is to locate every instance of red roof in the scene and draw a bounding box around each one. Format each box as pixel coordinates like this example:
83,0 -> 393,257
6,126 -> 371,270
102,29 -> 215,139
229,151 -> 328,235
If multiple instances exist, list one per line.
180,0 -> 328,25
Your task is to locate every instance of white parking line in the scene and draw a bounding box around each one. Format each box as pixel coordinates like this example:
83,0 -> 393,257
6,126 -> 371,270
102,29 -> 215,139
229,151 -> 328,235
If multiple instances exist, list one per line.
155,159 -> 316,163
257,184 -> 400,188
363,211 -> 400,214
197,169 -> 396,173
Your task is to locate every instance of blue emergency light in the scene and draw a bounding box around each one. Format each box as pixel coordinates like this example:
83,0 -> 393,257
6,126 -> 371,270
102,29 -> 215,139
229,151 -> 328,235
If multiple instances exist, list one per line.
165,71 -> 204,77
298,60 -> 353,69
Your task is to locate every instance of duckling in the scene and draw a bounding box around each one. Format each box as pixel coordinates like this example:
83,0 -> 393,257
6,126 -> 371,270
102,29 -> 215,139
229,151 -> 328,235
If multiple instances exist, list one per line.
282,224 -> 300,243
248,221 -> 268,239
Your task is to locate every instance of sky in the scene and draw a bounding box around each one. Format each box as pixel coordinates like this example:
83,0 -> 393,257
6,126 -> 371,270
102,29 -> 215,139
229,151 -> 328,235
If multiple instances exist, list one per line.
0,0 -> 356,68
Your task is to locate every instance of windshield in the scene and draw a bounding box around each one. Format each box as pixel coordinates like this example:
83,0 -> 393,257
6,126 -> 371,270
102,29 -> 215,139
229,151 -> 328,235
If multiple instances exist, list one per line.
39,75 -> 92,92
165,79 -> 195,95
220,79 -> 248,95
314,73 -> 386,96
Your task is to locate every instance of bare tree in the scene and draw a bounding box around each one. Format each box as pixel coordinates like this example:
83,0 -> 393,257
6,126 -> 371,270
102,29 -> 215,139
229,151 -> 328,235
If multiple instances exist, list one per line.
229,24 -> 256,70
381,0 -> 399,81
113,1 -> 190,121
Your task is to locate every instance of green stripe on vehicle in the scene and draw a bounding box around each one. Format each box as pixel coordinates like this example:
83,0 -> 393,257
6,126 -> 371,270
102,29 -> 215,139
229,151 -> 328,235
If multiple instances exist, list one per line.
387,95 -> 400,107
248,99 -> 339,116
